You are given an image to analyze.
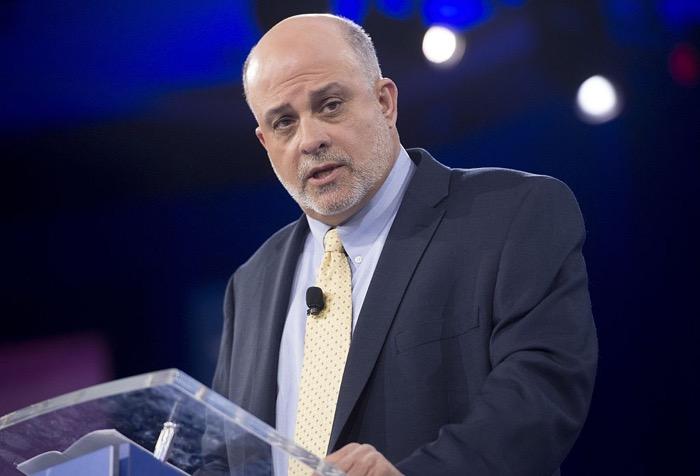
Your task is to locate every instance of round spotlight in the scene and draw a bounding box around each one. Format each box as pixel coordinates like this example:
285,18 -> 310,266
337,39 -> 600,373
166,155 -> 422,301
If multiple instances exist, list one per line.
576,75 -> 621,124
422,26 -> 464,65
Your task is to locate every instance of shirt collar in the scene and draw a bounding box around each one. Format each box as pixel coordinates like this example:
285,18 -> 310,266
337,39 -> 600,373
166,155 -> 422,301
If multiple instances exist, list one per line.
307,146 -> 415,260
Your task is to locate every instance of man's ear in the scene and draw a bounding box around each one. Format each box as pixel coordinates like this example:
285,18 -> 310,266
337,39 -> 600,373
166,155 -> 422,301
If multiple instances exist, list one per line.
255,126 -> 267,149
376,78 -> 398,127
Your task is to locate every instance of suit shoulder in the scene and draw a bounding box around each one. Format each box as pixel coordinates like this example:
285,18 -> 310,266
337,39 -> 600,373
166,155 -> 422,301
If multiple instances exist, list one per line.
450,166 -> 577,200
235,219 -> 300,276
446,167 -> 583,232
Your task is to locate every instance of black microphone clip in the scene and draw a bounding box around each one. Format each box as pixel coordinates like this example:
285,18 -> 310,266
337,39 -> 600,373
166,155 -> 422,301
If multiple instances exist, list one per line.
306,286 -> 325,317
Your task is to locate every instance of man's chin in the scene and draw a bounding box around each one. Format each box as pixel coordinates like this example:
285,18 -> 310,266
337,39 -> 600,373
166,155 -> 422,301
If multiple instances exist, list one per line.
302,193 -> 362,220
308,201 -> 355,217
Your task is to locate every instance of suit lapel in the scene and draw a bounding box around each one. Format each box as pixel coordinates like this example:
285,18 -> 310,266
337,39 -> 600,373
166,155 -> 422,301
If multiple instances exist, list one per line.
329,149 -> 451,450
251,216 -> 309,426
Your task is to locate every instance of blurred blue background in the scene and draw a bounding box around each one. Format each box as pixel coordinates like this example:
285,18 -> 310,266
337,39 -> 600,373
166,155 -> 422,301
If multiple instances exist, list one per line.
2,0 -> 699,473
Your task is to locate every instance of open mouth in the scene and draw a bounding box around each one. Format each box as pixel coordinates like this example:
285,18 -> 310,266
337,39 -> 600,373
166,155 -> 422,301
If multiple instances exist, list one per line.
307,163 -> 343,183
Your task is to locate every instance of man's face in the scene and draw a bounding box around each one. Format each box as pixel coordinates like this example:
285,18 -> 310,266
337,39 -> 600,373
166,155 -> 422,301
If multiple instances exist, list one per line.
246,19 -> 398,225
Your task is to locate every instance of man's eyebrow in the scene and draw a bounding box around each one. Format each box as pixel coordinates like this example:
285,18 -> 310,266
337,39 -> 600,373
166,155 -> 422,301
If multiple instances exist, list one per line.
264,103 -> 293,126
309,82 -> 351,103
263,83 -> 351,125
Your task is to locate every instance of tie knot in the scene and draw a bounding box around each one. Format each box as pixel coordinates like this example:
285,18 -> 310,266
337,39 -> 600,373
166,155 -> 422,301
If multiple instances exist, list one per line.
323,228 -> 344,253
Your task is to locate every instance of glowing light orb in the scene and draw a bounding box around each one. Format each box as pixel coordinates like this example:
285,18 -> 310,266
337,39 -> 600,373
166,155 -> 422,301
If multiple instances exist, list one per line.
576,75 -> 621,124
422,26 -> 463,65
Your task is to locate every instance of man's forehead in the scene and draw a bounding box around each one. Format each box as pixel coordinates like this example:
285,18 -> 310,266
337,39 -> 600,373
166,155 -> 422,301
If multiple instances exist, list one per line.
250,36 -> 350,82
251,61 -> 351,107
248,48 -> 358,114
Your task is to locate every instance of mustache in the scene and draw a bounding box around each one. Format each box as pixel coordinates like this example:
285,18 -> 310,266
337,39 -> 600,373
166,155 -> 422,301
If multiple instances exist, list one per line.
298,150 -> 352,180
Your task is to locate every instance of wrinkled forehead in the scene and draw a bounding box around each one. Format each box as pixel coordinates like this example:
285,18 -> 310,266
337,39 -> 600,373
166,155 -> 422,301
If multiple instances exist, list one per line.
246,22 -> 362,114
250,53 -> 355,97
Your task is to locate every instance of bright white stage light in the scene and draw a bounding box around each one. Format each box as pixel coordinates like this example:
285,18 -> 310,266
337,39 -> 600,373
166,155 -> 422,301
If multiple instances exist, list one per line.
422,26 -> 463,65
576,75 -> 621,124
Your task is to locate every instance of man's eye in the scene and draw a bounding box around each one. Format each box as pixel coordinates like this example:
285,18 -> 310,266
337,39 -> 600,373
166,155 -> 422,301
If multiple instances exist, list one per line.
322,100 -> 342,113
273,118 -> 293,130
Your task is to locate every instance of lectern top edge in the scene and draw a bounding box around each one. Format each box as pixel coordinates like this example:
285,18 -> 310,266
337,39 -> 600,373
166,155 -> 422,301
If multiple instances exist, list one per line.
0,368 -> 195,430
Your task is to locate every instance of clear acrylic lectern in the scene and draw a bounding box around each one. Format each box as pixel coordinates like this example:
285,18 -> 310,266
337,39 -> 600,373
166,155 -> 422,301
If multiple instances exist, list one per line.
0,369 -> 344,476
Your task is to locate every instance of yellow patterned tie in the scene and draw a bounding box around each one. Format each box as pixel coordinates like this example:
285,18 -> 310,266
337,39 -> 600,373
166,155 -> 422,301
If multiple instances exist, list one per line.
290,228 -> 352,475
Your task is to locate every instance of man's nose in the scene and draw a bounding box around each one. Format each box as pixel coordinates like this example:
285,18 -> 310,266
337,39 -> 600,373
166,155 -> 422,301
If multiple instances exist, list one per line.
298,118 -> 330,156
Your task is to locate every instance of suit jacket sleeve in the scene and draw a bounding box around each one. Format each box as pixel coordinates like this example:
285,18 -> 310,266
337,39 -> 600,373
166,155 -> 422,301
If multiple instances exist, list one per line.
196,275 -> 235,474
200,274 -> 275,474
212,273 -> 235,396
396,176 -> 598,475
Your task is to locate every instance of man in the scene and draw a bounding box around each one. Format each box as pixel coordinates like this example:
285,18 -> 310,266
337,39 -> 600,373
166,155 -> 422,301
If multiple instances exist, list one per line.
212,13 -> 597,476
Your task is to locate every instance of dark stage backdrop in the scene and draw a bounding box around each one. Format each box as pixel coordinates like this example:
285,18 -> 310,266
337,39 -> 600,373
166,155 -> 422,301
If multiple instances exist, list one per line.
3,1 -> 699,473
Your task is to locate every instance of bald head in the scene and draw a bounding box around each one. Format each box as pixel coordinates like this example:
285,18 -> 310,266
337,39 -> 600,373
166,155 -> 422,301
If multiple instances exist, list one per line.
243,14 -> 381,108
243,14 -> 400,225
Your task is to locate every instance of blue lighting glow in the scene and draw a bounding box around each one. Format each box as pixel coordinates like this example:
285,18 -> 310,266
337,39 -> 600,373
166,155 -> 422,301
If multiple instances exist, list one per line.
331,0 -> 371,23
422,0 -> 492,30
603,0 -> 651,46
660,0 -> 700,30
1,0 -> 259,130
610,0 -> 640,18
377,0 -> 415,19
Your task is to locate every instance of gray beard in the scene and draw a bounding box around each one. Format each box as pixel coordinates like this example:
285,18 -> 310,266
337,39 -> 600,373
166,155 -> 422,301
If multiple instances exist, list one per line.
295,150 -> 357,215
274,130 -> 393,217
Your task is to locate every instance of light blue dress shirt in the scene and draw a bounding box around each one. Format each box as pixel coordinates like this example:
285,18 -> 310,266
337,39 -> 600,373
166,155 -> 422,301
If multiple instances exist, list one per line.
273,147 -> 415,474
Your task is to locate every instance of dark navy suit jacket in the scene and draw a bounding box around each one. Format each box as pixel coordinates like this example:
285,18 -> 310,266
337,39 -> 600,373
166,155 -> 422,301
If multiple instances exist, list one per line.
211,148 -> 598,475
